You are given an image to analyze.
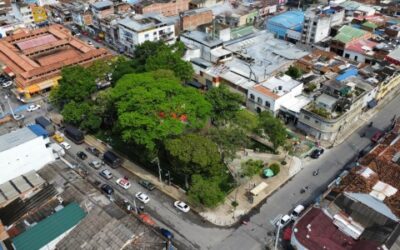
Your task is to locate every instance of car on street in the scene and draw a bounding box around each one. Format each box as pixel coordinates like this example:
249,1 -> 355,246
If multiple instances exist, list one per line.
116,177 -> 131,189
1,80 -> 12,88
174,201 -> 190,213
276,214 -> 292,228
99,169 -> 113,180
12,114 -> 24,121
76,151 -> 88,160
26,104 -> 41,112
160,228 -> 174,240
52,132 -> 64,143
290,205 -> 305,219
0,75 -> 12,87
87,40 -> 94,46
60,142 -> 71,150
310,148 -> 324,159
135,192 -> 150,203
101,184 -> 114,195
371,130 -> 384,143
89,160 -> 103,169
86,146 -> 101,157
139,180 -> 156,191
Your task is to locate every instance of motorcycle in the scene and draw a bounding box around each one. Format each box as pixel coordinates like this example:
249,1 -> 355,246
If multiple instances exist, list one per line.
313,170 -> 319,176
368,122 -> 373,127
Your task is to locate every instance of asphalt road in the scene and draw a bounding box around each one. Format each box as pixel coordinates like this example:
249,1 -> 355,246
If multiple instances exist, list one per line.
211,94 -> 400,250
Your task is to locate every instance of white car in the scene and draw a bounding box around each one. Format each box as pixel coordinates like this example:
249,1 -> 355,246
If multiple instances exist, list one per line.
1,81 -> 12,88
276,214 -> 292,228
290,205 -> 305,219
174,201 -> 190,213
13,114 -> 24,121
135,192 -> 150,203
116,178 -> 131,189
60,142 -> 71,150
99,169 -> 113,180
27,104 -> 41,112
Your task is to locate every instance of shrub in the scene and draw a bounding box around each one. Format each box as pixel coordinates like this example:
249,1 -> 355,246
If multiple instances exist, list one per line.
270,163 -> 280,175
241,159 -> 264,177
231,201 -> 239,207
281,160 -> 287,165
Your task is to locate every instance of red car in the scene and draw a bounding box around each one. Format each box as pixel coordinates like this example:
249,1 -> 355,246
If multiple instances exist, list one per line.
371,131 -> 384,143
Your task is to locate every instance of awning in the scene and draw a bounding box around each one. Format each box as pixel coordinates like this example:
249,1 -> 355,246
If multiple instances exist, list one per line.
27,84 -> 40,94
367,99 -> 377,109
250,182 -> 268,196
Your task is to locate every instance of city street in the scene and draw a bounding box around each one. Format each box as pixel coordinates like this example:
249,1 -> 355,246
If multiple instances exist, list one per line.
211,93 -> 400,250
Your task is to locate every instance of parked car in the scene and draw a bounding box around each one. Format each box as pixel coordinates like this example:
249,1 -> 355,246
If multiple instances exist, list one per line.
86,146 -> 101,157
60,142 -> 71,150
103,151 -> 121,168
35,116 -> 55,136
116,177 -> 131,189
89,160 -> 103,169
160,228 -> 174,240
290,205 -> 305,219
87,40 -> 93,46
276,214 -> 291,228
101,184 -> 114,195
0,75 -> 12,88
99,169 -> 113,180
371,130 -> 384,143
310,148 -> 324,159
135,192 -> 150,203
139,180 -> 156,191
27,104 -> 41,112
76,151 -> 88,160
64,125 -> 84,144
12,114 -> 24,121
1,80 -> 12,88
174,201 -> 190,213
52,132 -> 64,143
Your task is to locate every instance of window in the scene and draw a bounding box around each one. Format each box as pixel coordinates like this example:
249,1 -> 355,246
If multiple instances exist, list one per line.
250,94 -> 255,100
265,101 -> 271,108
315,120 -> 319,124
153,31 -> 157,35
304,116 -> 310,120
354,55 -> 358,61
145,34 -> 149,38
344,53 -> 350,58
257,97 -> 262,104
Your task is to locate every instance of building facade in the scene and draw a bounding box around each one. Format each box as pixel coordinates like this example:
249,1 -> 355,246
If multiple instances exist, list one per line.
180,8 -> 213,31
134,0 -> 189,17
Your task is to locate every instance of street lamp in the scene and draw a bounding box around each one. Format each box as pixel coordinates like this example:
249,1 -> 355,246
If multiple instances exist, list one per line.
4,95 -> 15,117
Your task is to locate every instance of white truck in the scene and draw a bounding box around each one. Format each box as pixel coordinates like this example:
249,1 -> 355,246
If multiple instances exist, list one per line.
50,143 -> 65,159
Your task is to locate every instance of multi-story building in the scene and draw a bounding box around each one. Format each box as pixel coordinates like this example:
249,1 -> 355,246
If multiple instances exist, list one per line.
71,3 -> 93,28
266,11 -> 304,39
330,25 -> 372,56
134,0 -> 189,17
0,16 -> 25,38
301,7 -> 345,44
0,0 -> 11,17
118,14 -> 176,54
18,3 -> 34,27
180,8 -> 213,31
91,0 -> 114,20
247,75 -> 305,115
343,39 -> 377,63
0,24 -> 112,99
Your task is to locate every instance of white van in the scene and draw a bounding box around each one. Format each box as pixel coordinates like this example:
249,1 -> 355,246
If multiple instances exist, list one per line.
291,205 -> 305,219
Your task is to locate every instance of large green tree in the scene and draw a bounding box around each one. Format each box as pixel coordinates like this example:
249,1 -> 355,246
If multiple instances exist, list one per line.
50,66 -> 96,106
61,101 -> 102,132
232,109 -> 259,132
208,127 -> 249,161
205,85 -> 244,126
188,175 -> 226,208
112,70 -> 211,151
257,111 -> 287,151
164,133 -> 224,188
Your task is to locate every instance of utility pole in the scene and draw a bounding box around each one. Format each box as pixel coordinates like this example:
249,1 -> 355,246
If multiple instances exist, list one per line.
152,157 -> 162,183
5,95 -> 14,116
274,223 -> 282,250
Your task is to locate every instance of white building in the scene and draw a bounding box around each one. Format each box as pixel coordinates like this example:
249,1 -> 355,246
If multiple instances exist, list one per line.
0,125 -> 55,184
118,13 -> 176,54
247,75 -> 304,115
301,7 -> 344,44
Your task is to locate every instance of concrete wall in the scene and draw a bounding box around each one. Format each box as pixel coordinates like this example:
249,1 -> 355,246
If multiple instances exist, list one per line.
138,0 -> 189,17
180,9 -> 213,31
0,136 -> 54,184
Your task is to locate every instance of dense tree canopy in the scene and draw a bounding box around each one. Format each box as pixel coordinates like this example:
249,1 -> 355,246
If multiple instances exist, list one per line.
205,85 -> 243,125
163,133 -> 223,179
208,127 -> 249,161
50,66 -> 96,106
188,175 -> 226,208
257,111 -> 287,151
112,70 -> 211,150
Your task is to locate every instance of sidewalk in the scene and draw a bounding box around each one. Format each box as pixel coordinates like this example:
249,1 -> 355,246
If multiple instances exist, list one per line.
85,136 -> 303,226
200,150 -> 302,226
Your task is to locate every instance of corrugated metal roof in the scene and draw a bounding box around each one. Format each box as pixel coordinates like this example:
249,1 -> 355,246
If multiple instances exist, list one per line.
0,127 -> 37,153
12,202 -> 86,250
333,25 -> 367,44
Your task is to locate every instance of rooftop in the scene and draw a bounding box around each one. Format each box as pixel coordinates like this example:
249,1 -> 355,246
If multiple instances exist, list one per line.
118,13 -> 173,32
12,202 -> 86,250
345,39 -> 377,55
267,11 -> 304,29
91,0 -> 113,10
387,47 -> 400,61
0,24 -> 111,92
181,30 -> 223,48
333,25 -> 368,44
0,126 -> 39,153
293,207 -> 380,250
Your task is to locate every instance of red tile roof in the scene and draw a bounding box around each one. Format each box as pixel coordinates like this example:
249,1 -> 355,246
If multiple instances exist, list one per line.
16,34 -> 58,51
293,208 -> 380,250
346,39 -> 378,55
253,84 -> 279,100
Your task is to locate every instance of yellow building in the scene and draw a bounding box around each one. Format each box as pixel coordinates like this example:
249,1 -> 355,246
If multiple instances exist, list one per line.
376,67 -> 400,100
